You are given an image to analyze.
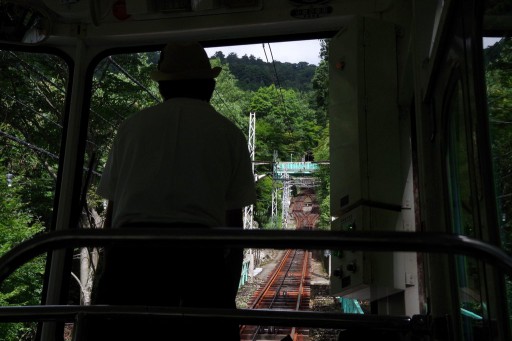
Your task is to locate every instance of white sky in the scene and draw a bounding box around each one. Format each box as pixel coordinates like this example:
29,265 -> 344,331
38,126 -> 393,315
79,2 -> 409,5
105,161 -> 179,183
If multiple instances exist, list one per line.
483,37 -> 502,48
206,38 -> 500,65
205,39 -> 322,66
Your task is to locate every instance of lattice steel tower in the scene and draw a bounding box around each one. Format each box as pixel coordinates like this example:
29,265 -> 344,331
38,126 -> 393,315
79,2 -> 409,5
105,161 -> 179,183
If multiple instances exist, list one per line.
243,112 -> 256,229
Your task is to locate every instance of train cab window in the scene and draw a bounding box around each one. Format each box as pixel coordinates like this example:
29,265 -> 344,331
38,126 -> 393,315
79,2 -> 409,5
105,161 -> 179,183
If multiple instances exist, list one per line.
75,50 -> 161,307
79,40 -> 330,312
85,51 -> 161,218
0,49 -> 69,339
83,41 -> 329,234
445,77 -> 485,325
446,79 -> 474,237
484,36 -> 512,329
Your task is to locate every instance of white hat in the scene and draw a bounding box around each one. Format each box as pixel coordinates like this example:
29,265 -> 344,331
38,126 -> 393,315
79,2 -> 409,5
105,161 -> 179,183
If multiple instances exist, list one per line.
150,41 -> 222,81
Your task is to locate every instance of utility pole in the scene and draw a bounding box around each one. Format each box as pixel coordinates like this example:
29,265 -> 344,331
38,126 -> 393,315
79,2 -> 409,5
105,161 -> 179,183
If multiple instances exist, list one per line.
271,186 -> 278,228
243,112 -> 257,276
281,178 -> 290,229
271,150 -> 279,229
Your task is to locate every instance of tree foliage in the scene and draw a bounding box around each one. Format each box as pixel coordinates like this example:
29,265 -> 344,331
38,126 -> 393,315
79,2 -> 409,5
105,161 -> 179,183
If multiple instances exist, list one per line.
484,36 -> 512,322
0,50 -> 67,340
0,163 -> 45,340
311,39 -> 331,229
248,84 -> 319,161
485,37 -> 512,252
210,58 -> 251,132
220,50 -> 318,92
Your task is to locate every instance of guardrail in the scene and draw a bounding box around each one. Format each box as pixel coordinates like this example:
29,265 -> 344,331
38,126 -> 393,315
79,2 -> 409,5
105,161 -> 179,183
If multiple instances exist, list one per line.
0,229 -> 511,338
2,229 -> 512,282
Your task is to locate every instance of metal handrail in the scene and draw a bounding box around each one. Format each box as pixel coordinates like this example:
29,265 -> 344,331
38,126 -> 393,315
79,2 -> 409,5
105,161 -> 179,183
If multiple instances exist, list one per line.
0,305 -> 418,330
1,228 -> 512,283
0,228 -> 510,335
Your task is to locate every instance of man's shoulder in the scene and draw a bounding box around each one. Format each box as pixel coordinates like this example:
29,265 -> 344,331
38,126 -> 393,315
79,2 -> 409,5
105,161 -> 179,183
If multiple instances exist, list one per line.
119,102 -> 168,126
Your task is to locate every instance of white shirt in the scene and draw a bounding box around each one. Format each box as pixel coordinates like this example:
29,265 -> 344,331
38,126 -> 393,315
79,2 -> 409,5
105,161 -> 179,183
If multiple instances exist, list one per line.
97,98 -> 256,228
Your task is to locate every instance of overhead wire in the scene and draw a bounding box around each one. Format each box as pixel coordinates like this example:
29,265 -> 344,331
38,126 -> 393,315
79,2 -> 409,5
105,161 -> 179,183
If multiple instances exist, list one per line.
206,55 -> 244,123
3,50 -> 252,177
261,43 -> 288,116
490,118 -> 512,124
8,51 -> 136,128
0,51 -> 170,187
2,92 -> 108,149
3,93 -> 62,129
3,51 -> 139,175
0,128 -> 102,177
7,51 -> 120,129
213,89 -> 237,118
266,43 -> 287,113
0,128 -> 59,160
108,56 -> 161,103
8,51 -> 66,95
2,52 -> 113,177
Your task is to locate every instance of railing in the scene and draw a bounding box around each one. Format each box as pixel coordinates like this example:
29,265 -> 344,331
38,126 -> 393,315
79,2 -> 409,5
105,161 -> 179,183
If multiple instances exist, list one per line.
239,257 -> 251,287
0,229 -> 511,338
274,162 -> 320,176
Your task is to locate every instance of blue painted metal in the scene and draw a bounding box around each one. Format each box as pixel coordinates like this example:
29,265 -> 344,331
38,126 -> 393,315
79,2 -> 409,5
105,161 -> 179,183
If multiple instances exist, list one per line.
274,162 -> 320,175
239,258 -> 251,288
338,297 -> 364,314
460,308 -> 483,320
338,298 -> 483,320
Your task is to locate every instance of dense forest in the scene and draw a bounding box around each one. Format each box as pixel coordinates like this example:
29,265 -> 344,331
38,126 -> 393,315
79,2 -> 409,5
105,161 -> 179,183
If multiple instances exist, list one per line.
485,39 -> 512,251
211,50 -> 317,92
0,37 -> 511,340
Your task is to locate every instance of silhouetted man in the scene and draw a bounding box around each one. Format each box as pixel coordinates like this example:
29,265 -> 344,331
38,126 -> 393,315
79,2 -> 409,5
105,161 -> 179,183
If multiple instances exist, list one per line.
85,41 -> 256,341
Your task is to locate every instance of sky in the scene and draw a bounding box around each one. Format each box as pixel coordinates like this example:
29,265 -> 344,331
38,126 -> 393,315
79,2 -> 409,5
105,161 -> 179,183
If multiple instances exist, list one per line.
205,38 -> 501,65
205,39 -> 322,66
483,37 -> 502,48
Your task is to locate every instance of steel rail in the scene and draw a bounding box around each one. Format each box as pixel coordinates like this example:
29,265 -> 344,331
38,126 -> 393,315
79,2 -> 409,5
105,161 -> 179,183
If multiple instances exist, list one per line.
1,228 -> 512,283
250,249 -> 293,310
241,249 -> 300,339
290,250 -> 310,340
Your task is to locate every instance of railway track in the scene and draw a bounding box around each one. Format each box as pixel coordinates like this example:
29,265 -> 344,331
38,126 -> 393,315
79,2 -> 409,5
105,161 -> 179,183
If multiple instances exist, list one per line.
240,249 -> 312,341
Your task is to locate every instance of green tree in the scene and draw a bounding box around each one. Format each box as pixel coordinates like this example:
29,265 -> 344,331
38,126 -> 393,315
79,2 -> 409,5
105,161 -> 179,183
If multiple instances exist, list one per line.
311,39 -> 331,229
254,176 -> 273,228
311,39 -> 330,127
484,36 -> 512,326
0,50 -> 67,340
248,84 -> 320,162
221,50 -> 317,92
485,37 -> 512,252
210,58 -> 252,133
0,163 -> 45,341
0,51 -> 67,229
313,124 -> 330,229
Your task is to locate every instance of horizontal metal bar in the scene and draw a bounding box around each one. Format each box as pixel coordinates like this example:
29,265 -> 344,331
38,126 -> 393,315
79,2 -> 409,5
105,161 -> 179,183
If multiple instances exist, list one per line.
0,305 -> 422,332
1,229 -> 511,284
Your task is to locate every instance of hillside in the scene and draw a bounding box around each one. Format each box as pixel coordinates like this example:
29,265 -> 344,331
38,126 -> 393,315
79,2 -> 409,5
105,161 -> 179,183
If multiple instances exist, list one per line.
210,51 -> 317,92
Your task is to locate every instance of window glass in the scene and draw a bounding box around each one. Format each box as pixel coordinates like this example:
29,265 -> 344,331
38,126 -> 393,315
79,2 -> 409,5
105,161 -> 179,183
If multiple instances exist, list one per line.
75,43 -> 330,338
484,36 -> 512,329
69,52 -> 161,311
0,50 -> 68,340
446,79 -> 485,338
446,81 -> 473,236
84,52 -> 161,229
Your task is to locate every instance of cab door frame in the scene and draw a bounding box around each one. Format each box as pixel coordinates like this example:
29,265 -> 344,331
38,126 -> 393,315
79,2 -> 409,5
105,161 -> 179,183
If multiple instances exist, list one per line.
413,0 -> 509,339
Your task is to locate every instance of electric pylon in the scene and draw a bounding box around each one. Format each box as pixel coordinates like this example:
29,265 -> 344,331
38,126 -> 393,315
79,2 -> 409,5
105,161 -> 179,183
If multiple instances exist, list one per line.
243,112 -> 256,230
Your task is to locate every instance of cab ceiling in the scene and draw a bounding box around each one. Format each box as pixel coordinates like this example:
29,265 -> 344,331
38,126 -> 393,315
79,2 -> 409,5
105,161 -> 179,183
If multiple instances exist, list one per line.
38,0 -> 394,48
